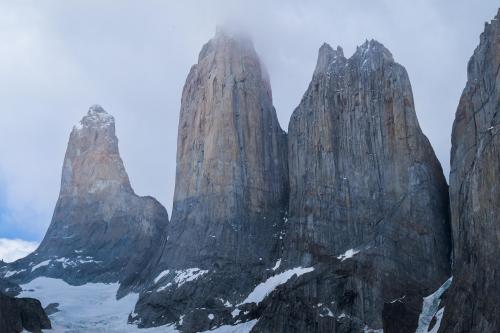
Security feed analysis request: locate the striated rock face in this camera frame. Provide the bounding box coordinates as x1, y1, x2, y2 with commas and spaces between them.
134, 30, 289, 330
255, 40, 451, 332
6, 105, 168, 289
167, 29, 288, 268
441, 10, 500, 333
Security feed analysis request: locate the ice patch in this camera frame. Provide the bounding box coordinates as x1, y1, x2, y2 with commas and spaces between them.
153, 270, 170, 284
415, 277, 453, 333
20, 277, 178, 332
337, 248, 360, 261
239, 267, 314, 305
199, 319, 258, 333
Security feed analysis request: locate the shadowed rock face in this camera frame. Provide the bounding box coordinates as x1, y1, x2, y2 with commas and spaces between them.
255, 40, 451, 332
5, 105, 168, 289
133, 30, 289, 330
441, 10, 500, 333
0, 287, 51, 333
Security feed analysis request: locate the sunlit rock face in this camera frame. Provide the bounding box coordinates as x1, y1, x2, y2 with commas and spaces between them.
441, 10, 500, 333
254, 40, 451, 332
134, 30, 289, 331
7, 105, 168, 289
166, 29, 289, 268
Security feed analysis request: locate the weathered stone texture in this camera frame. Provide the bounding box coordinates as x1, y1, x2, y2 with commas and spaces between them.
134, 30, 289, 330
441, 9, 500, 333
7, 105, 168, 289
272, 40, 452, 331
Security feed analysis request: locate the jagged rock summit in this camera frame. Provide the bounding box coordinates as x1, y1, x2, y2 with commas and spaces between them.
4, 105, 168, 289
133, 29, 289, 331
441, 9, 500, 333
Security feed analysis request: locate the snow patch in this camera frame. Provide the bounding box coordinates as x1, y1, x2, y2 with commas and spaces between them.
363, 326, 383, 333
31, 260, 51, 272
231, 309, 241, 318
4, 269, 26, 278
174, 268, 208, 287
271, 259, 281, 271
337, 248, 360, 261
153, 270, 170, 284
20, 277, 178, 332
157, 283, 172, 292
199, 319, 258, 333
239, 267, 314, 305
208, 313, 215, 320
415, 277, 453, 333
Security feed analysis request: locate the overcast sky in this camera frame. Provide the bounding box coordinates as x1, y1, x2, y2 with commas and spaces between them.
0, 1, 498, 247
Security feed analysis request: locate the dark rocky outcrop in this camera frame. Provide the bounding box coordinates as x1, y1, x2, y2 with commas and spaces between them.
441, 9, 500, 333
0, 291, 51, 333
133, 29, 289, 330
254, 40, 451, 332
4, 105, 168, 290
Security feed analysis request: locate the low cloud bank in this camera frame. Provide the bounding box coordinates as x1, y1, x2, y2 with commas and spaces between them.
0, 238, 38, 262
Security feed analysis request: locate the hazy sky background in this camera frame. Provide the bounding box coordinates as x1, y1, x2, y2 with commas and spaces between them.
0, 1, 498, 248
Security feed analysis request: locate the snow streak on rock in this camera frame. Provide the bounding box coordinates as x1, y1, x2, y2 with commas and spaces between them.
415, 277, 452, 333
239, 267, 314, 305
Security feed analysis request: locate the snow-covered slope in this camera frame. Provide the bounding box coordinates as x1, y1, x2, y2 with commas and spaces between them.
19, 277, 178, 333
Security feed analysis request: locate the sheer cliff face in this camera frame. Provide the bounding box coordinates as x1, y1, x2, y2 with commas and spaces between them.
264, 41, 452, 331
442, 11, 500, 333
133, 31, 288, 331
14, 106, 168, 286
287, 41, 450, 279
167, 30, 288, 267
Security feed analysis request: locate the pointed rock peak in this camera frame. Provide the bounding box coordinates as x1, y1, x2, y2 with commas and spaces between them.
355, 39, 394, 63
75, 104, 114, 131
199, 26, 255, 62
314, 42, 345, 75
88, 104, 107, 114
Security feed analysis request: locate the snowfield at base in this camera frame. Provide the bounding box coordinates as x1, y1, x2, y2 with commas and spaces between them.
415, 276, 453, 333
199, 319, 259, 333
20, 277, 179, 333
239, 267, 314, 305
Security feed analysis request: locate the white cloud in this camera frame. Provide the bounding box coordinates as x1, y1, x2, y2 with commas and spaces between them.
0, 238, 38, 263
